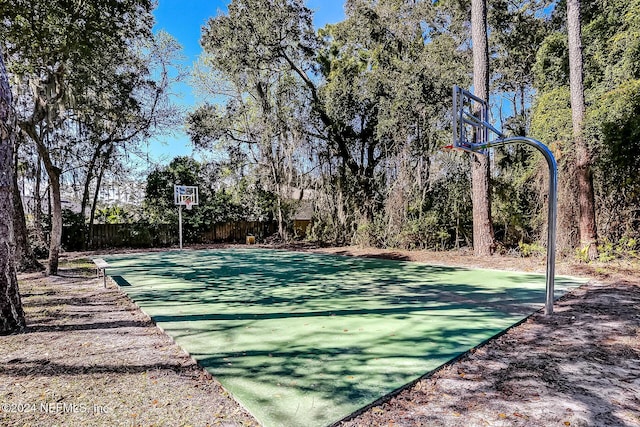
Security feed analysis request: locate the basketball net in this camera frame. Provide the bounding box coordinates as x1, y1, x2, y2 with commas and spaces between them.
185, 199, 193, 210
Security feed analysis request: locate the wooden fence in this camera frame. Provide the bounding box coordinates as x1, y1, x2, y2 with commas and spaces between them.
62, 221, 278, 250
200, 221, 276, 242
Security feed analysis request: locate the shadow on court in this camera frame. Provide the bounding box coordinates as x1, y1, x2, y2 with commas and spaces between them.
105, 248, 586, 427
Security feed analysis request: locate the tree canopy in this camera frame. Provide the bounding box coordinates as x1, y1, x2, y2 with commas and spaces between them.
1, 0, 638, 263
1, 0, 181, 273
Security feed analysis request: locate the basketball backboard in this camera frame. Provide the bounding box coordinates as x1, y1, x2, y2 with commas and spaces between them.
174, 185, 199, 210
451, 85, 504, 153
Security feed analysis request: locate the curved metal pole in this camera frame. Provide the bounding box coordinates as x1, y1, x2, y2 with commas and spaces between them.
453, 86, 557, 314
485, 137, 558, 315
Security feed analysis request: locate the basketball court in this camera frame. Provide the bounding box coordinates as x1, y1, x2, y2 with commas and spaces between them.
105, 248, 586, 427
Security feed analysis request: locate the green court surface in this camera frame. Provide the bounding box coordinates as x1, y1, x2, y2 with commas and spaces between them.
105, 249, 585, 427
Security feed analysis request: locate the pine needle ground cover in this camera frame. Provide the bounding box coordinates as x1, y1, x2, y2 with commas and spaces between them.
105, 248, 585, 427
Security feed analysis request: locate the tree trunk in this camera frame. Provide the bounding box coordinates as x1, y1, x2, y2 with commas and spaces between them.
88, 144, 113, 248
34, 154, 45, 241
0, 48, 26, 334
276, 195, 286, 241
46, 166, 62, 275
81, 140, 107, 220
567, 0, 598, 259
24, 123, 62, 275
12, 140, 42, 272
79, 145, 101, 249
471, 0, 495, 256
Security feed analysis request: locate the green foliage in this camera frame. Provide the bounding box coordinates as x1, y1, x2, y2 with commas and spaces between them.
518, 241, 546, 257
61, 208, 84, 227
142, 156, 279, 243
585, 79, 640, 244
3, 0, 181, 272
95, 206, 134, 224
192, 0, 316, 239
533, 32, 569, 90
200, 0, 316, 77
1, 0, 154, 75
492, 146, 541, 246
316, 0, 467, 218
194, 0, 470, 235
60, 208, 86, 251
582, 0, 640, 89
530, 87, 572, 149
185, 103, 228, 151
1, 0, 160, 134
396, 215, 450, 251
574, 245, 591, 263
352, 217, 382, 248
7, 0, 640, 259
595, 237, 639, 262
530, 0, 640, 258
144, 156, 202, 224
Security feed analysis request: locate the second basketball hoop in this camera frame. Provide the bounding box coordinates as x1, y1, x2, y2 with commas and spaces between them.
174, 185, 199, 249
174, 185, 199, 208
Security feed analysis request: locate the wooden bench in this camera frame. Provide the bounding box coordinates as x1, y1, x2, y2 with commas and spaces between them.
92, 258, 110, 288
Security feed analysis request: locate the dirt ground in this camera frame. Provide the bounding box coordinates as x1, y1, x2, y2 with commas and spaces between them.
1, 245, 639, 427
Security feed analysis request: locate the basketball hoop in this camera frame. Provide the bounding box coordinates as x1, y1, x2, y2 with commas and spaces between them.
174, 185, 199, 249
451, 84, 558, 315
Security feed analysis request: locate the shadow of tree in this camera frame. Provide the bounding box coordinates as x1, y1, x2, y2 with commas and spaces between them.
340, 281, 640, 427
26, 319, 152, 333
0, 359, 187, 376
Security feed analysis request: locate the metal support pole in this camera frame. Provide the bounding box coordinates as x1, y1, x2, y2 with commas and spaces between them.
453, 86, 557, 314
178, 204, 183, 250
483, 137, 558, 314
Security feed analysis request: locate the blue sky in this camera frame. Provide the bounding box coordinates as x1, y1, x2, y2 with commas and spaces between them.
145, 0, 346, 166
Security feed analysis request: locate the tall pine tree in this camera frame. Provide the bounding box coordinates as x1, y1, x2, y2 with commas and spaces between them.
0, 48, 25, 334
